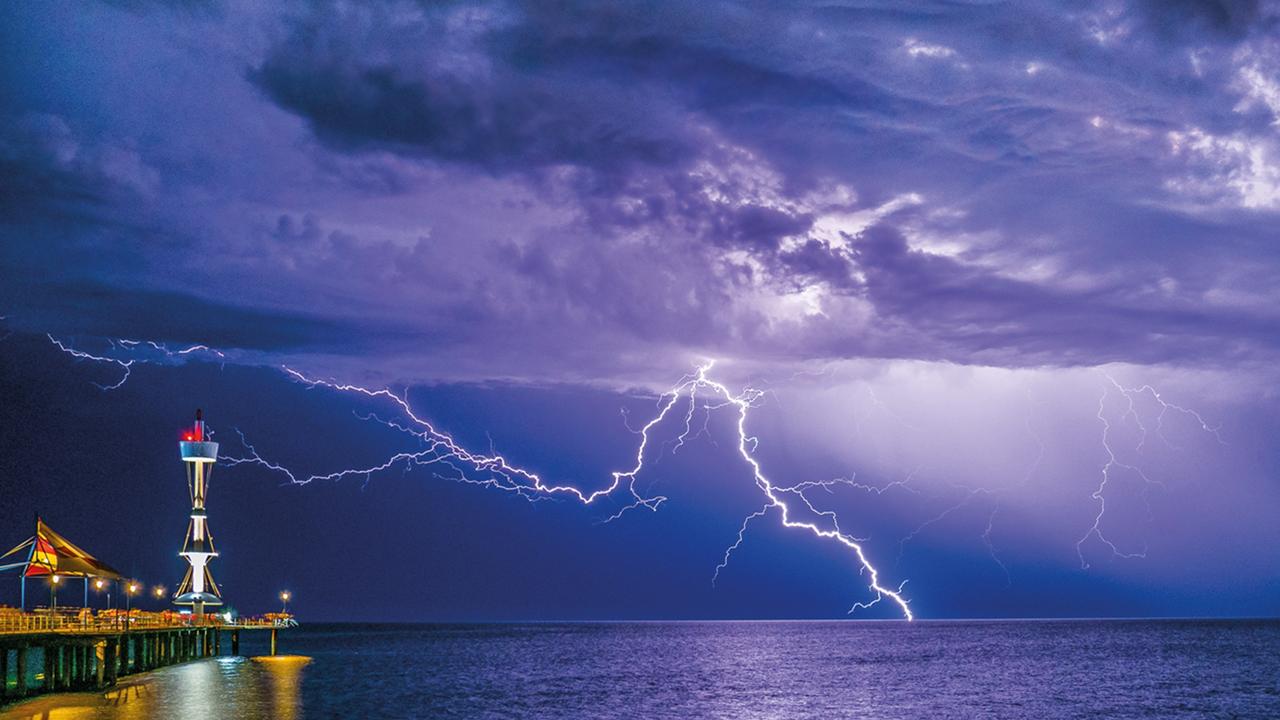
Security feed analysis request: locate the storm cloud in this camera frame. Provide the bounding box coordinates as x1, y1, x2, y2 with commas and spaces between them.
2, 0, 1280, 382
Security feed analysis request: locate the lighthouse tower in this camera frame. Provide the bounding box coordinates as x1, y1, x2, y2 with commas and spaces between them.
174, 409, 223, 616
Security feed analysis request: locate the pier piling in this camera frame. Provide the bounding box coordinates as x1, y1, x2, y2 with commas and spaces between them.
42, 645, 53, 691
105, 639, 117, 686
15, 647, 27, 698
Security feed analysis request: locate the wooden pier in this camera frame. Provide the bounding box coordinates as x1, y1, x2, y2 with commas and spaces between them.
0, 610, 290, 704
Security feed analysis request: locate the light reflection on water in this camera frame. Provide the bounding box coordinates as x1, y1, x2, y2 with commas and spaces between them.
0, 656, 310, 720
2, 622, 1278, 719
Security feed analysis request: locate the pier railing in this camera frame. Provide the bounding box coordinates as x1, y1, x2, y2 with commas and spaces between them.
0, 607, 291, 635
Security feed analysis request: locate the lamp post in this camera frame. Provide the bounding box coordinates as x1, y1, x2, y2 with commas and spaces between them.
154, 586, 166, 609
126, 582, 138, 630
50, 575, 60, 613
95, 578, 111, 611
280, 591, 291, 615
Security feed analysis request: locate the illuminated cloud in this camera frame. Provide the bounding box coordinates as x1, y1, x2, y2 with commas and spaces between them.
1, 0, 1279, 382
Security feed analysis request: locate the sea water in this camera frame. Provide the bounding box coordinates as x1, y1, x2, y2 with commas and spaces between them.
2, 620, 1277, 719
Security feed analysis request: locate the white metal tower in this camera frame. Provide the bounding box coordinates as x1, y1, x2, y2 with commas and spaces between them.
174, 409, 223, 615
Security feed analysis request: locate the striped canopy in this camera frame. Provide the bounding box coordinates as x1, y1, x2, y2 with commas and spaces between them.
0, 517, 122, 580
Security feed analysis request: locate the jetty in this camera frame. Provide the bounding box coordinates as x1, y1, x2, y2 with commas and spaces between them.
0, 608, 291, 701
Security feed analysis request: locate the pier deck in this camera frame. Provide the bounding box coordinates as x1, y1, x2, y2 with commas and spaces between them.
0, 609, 292, 703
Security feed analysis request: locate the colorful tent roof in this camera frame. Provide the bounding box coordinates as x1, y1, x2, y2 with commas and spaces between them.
0, 517, 122, 580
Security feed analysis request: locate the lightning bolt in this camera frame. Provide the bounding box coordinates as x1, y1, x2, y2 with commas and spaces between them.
1076, 374, 1222, 569
47, 335, 137, 390
46, 334, 226, 390
225, 361, 914, 619
43, 333, 913, 616
1107, 376, 1226, 451
43, 329, 1229, 614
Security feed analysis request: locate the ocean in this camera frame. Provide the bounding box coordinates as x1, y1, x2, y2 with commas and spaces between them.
2, 620, 1277, 719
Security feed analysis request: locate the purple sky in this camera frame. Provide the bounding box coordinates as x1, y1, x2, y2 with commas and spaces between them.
1, 1, 1278, 619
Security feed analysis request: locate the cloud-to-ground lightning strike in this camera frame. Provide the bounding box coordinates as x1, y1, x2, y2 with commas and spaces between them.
1076, 374, 1224, 569
233, 362, 916, 619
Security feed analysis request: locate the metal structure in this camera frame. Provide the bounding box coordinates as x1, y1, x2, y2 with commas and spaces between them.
173, 410, 222, 615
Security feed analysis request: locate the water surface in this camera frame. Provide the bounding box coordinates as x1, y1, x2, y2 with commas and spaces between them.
2, 620, 1276, 719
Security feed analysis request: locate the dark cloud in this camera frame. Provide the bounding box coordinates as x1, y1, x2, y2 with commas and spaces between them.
0, 113, 158, 219
249, 5, 690, 176
1, 0, 1279, 380
1133, 0, 1265, 41
0, 281, 368, 354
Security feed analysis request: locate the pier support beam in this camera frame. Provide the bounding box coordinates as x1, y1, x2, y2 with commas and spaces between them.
43, 645, 54, 691
15, 646, 27, 698
270, 628, 278, 656
0, 647, 8, 701
118, 637, 129, 677
231, 630, 240, 656
105, 639, 118, 686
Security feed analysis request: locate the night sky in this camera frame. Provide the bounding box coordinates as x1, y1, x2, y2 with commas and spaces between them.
1, 1, 1278, 621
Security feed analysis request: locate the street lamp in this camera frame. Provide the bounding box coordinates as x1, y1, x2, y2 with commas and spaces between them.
50, 575, 60, 613
280, 591, 291, 614
126, 582, 139, 630
95, 578, 111, 611
154, 586, 166, 606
